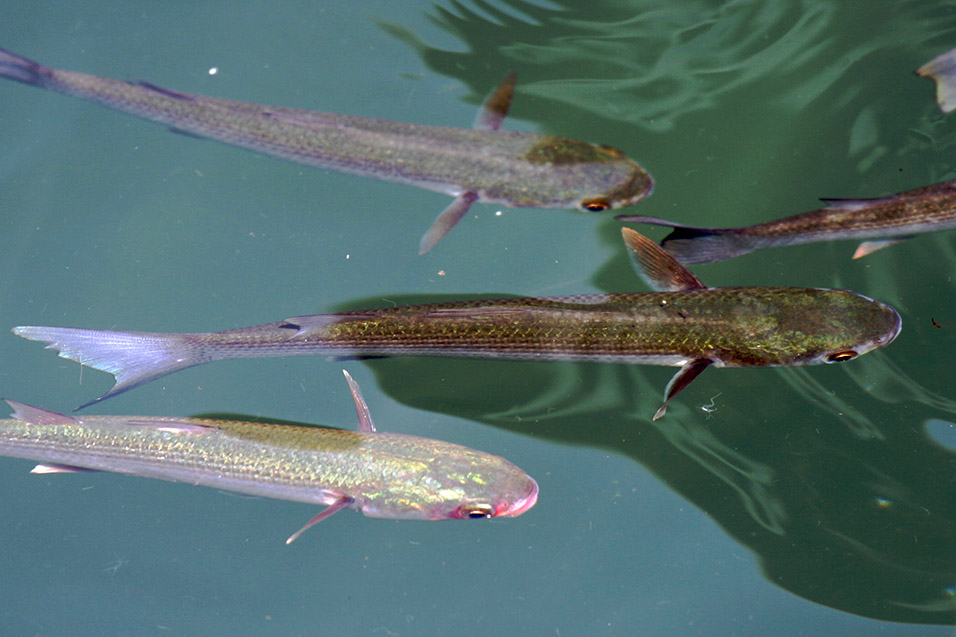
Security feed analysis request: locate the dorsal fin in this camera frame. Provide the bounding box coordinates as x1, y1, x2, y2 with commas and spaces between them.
474, 71, 516, 131
342, 370, 376, 433
621, 228, 706, 291
4, 400, 76, 425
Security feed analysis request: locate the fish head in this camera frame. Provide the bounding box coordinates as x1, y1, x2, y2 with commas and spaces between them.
516, 136, 653, 212
357, 447, 538, 521
773, 290, 902, 366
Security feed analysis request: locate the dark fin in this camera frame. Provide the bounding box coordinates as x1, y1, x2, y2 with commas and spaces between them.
0, 47, 49, 86
135, 80, 196, 102
419, 191, 479, 254
11, 326, 202, 410
166, 127, 207, 139
126, 419, 219, 434
917, 46, 956, 113
30, 463, 99, 474
342, 370, 377, 433
474, 71, 516, 131
852, 238, 909, 259
654, 359, 713, 421
618, 216, 755, 265
4, 399, 76, 426
621, 228, 706, 292
285, 496, 354, 544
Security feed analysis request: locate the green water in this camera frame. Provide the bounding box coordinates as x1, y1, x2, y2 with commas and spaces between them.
2, 1, 956, 634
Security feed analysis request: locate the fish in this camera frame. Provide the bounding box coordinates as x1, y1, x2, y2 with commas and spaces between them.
0, 371, 538, 544
13, 229, 901, 420
917, 45, 956, 113
0, 47, 653, 253
617, 178, 956, 264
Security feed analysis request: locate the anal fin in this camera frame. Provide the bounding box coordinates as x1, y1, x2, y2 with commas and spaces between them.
419, 191, 478, 254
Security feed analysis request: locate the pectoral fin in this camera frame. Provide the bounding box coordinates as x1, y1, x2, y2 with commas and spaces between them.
852, 238, 909, 259
621, 228, 706, 292
654, 359, 713, 420
419, 191, 478, 254
285, 495, 354, 544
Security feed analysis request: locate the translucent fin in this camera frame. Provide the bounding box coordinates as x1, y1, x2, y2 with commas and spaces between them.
917, 46, 956, 113
621, 227, 706, 292
419, 191, 478, 255
654, 359, 713, 420
285, 496, 354, 544
12, 326, 201, 410
852, 238, 909, 259
126, 419, 219, 435
474, 71, 516, 131
31, 463, 98, 474
618, 216, 755, 265
342, 370, 376, 433
4, 399, 76, 425
0, 46, 47, 87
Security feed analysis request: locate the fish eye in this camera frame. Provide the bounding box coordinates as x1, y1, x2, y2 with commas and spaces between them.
456, 504, 494, 519
580, 198, 610, 212
825, 350, 858, 363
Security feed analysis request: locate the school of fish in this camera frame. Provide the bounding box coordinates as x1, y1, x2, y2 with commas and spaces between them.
2, 38, 950, 543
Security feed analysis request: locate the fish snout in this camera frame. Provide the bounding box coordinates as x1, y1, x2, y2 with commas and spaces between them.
497, 477, 539, 518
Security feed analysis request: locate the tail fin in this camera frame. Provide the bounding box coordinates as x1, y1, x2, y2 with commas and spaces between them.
12, 326, 205, 409
616, 215, 756, 265
0, 47, 50, 87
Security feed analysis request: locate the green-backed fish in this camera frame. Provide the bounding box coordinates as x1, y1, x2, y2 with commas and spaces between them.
0, 47, 653, 253
618, 178, 956, 264
0, 371, 538, 544
13, 230, 901, 420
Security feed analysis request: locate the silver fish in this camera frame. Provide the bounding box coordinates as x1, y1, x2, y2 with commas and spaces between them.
0, 47, 653, 253
13, 230, 902, 420
0, 371, 538, 544
618, 178, 956, 264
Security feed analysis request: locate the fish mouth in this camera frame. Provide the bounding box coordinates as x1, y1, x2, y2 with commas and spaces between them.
499, 479, 539, 517
613, 169, 655, 209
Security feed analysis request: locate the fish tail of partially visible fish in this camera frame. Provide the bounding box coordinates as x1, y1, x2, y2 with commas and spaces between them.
617, 216, 757, 264
11, 326, 206, 409
0, 47, 52, 88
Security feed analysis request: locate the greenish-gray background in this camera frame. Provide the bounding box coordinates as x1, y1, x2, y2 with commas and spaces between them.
1, 1, 955, 634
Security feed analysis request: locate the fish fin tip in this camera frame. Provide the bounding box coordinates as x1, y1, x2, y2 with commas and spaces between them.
31, 463, 97, 474
342, 370, 377, 433
655, 359, 713, 419
917, 47, 956, 113
419, 192, 478, 254
285, 496, 353, 544
474, 71, 516, 131
5, 400, 77, 425
621, 227, 706, 292
852, 238, 908, 259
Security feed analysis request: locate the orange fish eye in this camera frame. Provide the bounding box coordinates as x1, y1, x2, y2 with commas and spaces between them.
580, 199, 610, 212
457, 504, 494, 519
825, 350, 858, 363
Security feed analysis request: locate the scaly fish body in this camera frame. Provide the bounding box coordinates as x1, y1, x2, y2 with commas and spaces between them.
14, 229, 901, 419
0, 372, 538, 542
0, 47, 653, 252
620, 178, 956, 263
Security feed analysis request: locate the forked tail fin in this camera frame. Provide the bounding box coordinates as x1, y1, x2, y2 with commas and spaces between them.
617, 215, 757, 264
0, 47, 51, 87
12, 326, 205, 409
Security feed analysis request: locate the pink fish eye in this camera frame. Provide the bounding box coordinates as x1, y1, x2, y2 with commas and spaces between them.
454, 504, 494, 519
580, 198, 610, 212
